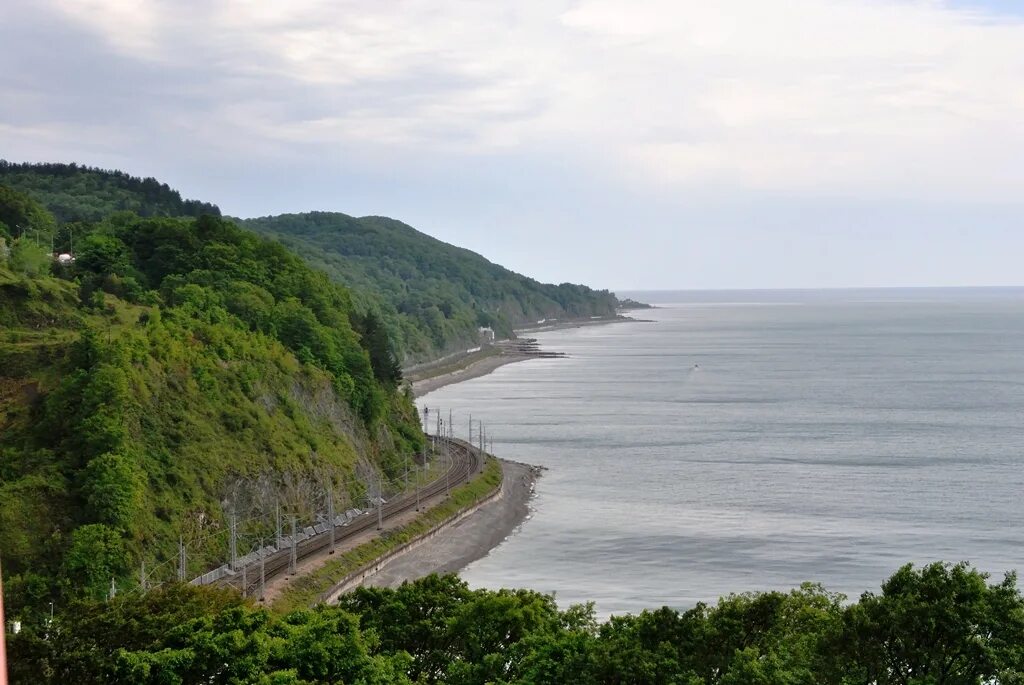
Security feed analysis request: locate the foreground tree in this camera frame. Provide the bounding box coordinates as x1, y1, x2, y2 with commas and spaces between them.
834, 562, 1024, 684
7, 566, 1024, 684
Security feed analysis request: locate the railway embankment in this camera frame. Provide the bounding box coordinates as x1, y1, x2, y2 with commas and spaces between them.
269, 456, 503, 613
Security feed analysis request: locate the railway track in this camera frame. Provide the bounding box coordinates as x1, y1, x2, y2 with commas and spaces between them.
216, 437, 482, 596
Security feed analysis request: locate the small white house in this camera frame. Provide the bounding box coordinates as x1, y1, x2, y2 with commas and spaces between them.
478, 326, 495, 344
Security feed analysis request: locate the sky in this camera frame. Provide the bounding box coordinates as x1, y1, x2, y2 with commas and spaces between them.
2, 0, 1024, 290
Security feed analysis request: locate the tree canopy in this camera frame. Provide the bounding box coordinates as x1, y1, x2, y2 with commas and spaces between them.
8, 564, 1024, 684
239, 212, 625, 362
0, 161, 219, 223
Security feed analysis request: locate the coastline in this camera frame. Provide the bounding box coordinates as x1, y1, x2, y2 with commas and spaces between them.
411, 352, 533, 398
360, 460, 542, 589
358, 313, 642, 591
410, 314, 644, 398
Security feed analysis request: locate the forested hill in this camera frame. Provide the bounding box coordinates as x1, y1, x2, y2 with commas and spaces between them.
239, 212, 622, 362
0, 161, 220, 223
1, 185, 422, 614
1, 163, 630, 363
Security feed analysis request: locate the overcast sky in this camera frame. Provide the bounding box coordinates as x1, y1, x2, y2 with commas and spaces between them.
3, 0, 1023, 290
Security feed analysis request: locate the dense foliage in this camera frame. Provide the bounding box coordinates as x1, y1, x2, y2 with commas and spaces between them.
1, 163, 633, 363
239, 213, 623, 362
8, 563, 1024, 684
0, 161, 220, 223
1, 203, 423, 618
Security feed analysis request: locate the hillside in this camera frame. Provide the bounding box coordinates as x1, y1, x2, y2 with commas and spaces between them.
0, 161, 220, 223
239, 212, 623, 362
1, 164, 632, 363
0, 192, 423, 613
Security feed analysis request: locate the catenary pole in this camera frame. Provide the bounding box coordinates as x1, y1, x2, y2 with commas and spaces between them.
275, 502, 282, 549
178, 536, 186, 582
229, 510, 238, 571
328, 484, 336, 554
259, 538, 266, 602
445, 439, 450, 497
289, 517, 297, 575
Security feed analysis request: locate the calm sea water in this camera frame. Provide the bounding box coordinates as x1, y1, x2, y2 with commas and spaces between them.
421, 289, 1024, 616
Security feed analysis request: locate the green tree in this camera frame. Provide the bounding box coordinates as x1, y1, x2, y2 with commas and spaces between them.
75, 233, 131, 278
9, 238, 50, 276
0, 184, 57, 237
60, 524, 129, 600
80, 451, 142, 530
356, 310, 403, 385
340, 574, 475, 682
273, 607, 412, 685
835, 562, 1024, 685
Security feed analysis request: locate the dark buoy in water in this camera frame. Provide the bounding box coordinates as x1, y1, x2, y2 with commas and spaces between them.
694, 363, 700, 369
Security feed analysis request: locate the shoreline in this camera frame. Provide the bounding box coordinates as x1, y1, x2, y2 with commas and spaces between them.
410, 314, 644, 398
360, 314, 643, 590
411, 352, 533, 398
359, 459, 542, 589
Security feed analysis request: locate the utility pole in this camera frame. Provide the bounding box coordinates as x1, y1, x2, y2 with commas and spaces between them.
140, 560, 147, 593
449, 409, 453, 439
469, 413, 473, 444
377, 475, 384, 529
439, 418, 444, 458
259, 538, 266, 602
241, 558, 248, 598
436, 409, 441, 438
275, 502, 282, 549
327, 484, 336, 554
108, 578, 117, 601
479, 422, 486, 473
178, 536, 186, 582
445, 440, 450, 498
416, 464, 421, 511
289, 517, 298, 575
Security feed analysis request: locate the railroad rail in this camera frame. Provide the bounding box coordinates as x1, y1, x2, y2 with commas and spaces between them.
216, 436, 483, 596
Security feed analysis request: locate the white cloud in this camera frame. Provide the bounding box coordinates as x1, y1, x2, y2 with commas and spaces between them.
22, 0, 1024, 201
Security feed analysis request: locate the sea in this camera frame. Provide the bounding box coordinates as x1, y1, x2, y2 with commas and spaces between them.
420, 288, 1024, 616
